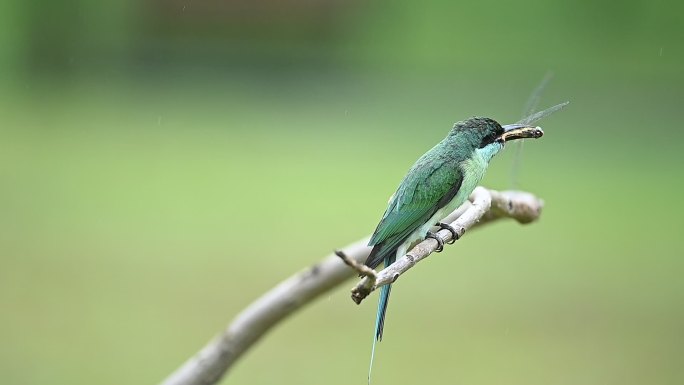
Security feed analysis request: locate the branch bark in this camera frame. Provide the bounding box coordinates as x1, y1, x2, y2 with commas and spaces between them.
160, 187, 543, 385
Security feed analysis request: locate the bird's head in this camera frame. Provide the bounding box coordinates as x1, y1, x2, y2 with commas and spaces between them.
449, 117, 543, 159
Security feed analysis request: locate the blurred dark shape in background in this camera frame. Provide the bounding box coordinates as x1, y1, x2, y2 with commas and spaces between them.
4, 0, 680, 80
10, 0, 356, 78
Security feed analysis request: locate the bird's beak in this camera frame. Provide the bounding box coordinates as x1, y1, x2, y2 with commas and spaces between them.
498, 124, 544, 142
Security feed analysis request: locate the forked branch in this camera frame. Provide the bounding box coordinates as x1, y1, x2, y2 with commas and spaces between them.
160, 187, 543, 385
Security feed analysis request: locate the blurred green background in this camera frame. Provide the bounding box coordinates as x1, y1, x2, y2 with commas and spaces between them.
1, 1, 683, 384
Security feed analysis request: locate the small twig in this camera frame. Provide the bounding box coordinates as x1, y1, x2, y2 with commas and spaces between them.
335, 250, 376, 304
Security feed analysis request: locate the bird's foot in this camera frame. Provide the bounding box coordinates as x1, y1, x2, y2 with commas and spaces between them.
425, 231, 444, 252
435, 222, 460, 244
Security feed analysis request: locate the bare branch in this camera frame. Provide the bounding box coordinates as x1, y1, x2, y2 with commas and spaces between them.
351, 186, 488, 299
349, 187, 545, 303
160, 187, 543, 385
160, 238, 370, 385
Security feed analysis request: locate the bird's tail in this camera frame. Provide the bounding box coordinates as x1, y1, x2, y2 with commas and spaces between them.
368, 256, 395, 384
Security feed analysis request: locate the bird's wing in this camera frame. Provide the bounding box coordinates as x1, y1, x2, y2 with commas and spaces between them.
369, 156, 463, 248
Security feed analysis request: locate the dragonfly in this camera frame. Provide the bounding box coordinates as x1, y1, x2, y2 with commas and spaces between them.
510, 73, 569, 187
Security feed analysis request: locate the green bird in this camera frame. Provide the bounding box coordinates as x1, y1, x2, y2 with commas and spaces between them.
365, 117, 543, 380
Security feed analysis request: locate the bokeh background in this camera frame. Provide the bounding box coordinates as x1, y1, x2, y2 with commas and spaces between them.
2, 1, 683, 384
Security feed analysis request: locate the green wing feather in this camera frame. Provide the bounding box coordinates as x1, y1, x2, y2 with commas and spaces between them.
366, 150, 463, 267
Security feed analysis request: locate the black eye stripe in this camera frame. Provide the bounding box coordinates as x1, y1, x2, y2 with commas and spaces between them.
478, 133, 497, 148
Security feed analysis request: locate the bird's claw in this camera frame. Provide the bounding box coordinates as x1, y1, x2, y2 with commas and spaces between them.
436, 222, 460, 244
425, 231, 444, 252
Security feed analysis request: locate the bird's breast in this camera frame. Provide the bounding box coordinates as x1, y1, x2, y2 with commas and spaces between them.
460, 149, 491, 192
